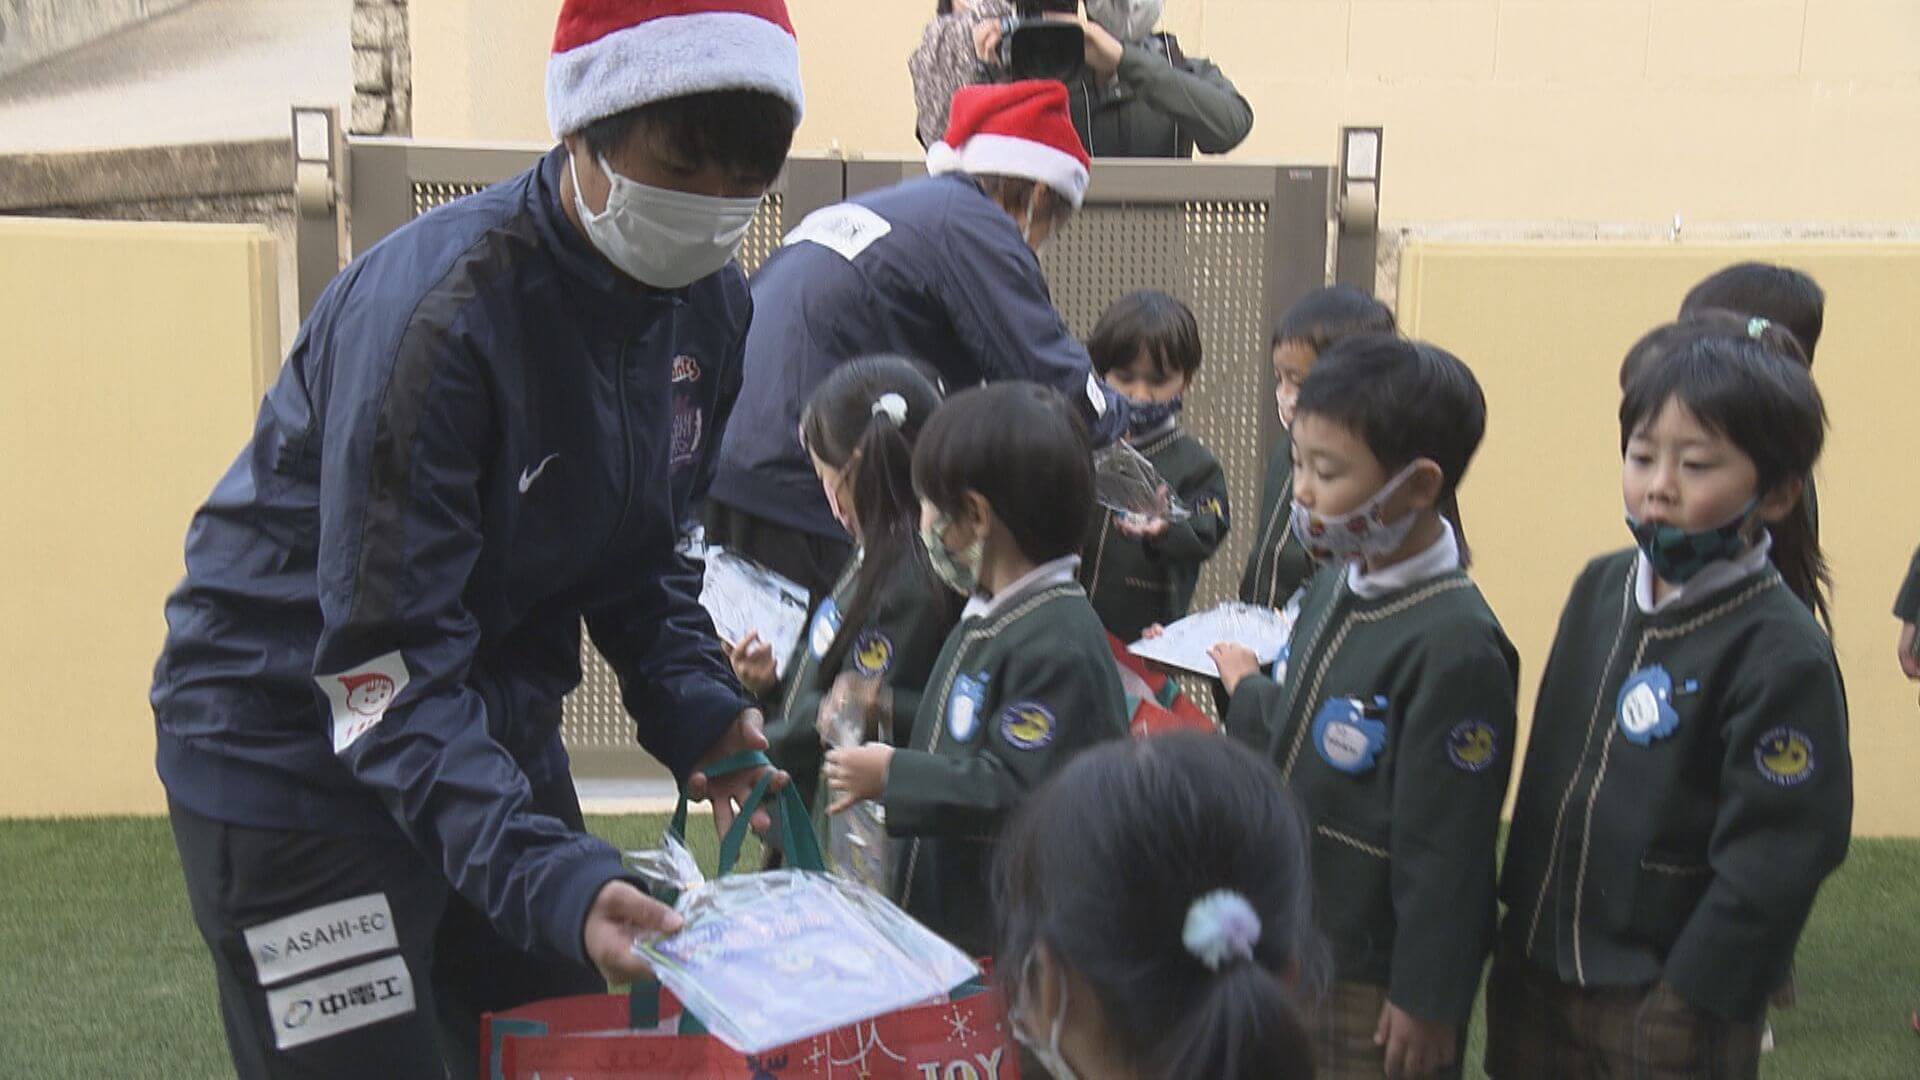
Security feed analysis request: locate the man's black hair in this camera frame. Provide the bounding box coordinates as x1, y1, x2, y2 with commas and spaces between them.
581, 89, 795, 187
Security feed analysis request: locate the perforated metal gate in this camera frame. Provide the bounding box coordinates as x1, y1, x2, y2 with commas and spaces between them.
326, 145, 1333, 774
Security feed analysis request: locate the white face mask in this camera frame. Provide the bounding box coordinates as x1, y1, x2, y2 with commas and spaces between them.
1012, 952, 1079, 1080
1086, 0, 1164, 41
570, 153, 759, 289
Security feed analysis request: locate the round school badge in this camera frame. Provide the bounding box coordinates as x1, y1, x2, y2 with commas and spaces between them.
999, 702, 1057, 752
1446, 719, 1499, 773
1312, 698, 1387, 775
808, 599, 842, 661
851, 630, 894, 677
1616, 665, 1681, 747
947, 673, 988, 743
1755, 726, 1816, 787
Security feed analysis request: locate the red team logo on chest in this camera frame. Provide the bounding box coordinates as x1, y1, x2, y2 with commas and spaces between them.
671, 355, 704, 469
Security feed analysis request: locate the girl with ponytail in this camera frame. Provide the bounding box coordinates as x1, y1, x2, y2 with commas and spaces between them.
990, 732, 1323, 1079
756, 355, 961, 835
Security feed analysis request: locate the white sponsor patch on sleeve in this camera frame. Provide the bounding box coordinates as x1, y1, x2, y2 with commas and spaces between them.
316, 651, 410, 754
783, 203, 892, 262
1086, 372, 1108, 417
243, 893, 399, 987
266, 954, 416, 1051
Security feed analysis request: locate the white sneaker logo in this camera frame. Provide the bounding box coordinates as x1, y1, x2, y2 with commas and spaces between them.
518, 453, 559, 494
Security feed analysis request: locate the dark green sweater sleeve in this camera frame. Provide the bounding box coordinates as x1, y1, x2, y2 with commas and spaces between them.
1223, 672, 1283, 752
1664, 647, 1852, 1021
1149, 450, 1231, 564
1117, 43, 1253, 154
1896, 547, 1920, 621
884, 643, 1112, 837
1386, 638, 1518, 1026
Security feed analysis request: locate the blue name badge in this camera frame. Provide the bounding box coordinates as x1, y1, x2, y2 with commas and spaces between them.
1616, 665, 1681, 747
808, 598, 842, 661
947, 673, 989, 744
1312, 697, 1388, 775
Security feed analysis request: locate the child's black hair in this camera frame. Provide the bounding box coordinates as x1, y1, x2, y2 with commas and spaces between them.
1621, 328, 1832, 626
1087, 290, 1204, 381
1294, 333, 1487, 566
1679, 262, 1825, 366
1272, 285, 1398, 354
582, 89, 795, 189
800, 355, 957, 680
992, 732, 1324, 1080
1619, 310, 1810, 390
912, 382, 1094, 565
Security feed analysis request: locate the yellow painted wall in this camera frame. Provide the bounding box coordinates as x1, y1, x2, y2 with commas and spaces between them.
1398, 241, 1920, 838
0, 219, 281, 817
413, 0, 1920, 225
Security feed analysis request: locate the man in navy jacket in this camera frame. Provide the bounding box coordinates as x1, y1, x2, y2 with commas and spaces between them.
708, 80, 1127, 600
150, 2, 806, 1075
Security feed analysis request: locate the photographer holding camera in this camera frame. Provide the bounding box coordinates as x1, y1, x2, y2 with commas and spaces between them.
910, 0, 1253, 158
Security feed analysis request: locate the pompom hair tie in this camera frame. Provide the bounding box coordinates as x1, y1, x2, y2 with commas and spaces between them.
872, 393, 909, 425
1182, 889, 1261, 972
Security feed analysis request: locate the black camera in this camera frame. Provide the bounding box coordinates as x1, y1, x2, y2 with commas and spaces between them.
997, 0, 1084, 83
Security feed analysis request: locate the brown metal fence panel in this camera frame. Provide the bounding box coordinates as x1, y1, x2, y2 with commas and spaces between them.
343, 146, 1332, 775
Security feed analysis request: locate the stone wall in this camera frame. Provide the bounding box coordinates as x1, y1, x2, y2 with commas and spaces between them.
0, 0, 196, 79
351, 0, 410, 136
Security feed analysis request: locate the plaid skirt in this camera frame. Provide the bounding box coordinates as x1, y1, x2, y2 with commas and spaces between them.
1484, 953, 1763, 1080
1312, 980, 1465, 1080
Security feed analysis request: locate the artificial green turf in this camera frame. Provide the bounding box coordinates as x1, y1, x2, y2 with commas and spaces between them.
0, 817, 1912, 1078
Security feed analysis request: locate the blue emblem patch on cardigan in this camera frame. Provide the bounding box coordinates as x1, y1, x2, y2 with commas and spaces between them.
851, 630, 894, 677
1446, 719, 1499, 773
1313, 698, 1387, 775
947, 673, 988, 743
999, 702, 1057, 751
808, 598, 842, 661
1755, 726, 1815, 787
1616, 665, 1681, 747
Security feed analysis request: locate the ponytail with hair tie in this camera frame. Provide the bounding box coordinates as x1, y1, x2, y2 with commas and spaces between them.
1183, 890, 1261, 972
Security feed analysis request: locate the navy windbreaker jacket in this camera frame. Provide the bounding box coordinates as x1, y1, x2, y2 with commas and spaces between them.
150, 148, 751, 967
709, 173, 1126, 541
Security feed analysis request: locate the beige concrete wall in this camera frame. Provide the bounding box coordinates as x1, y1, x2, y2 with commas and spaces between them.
0, 218, 280, 818
1397, 240, 1920, 838
413, 0, 1920, 226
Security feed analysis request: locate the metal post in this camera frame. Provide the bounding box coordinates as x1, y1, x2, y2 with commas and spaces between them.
292, 105, 347, 320
1334, 126, 1383, 295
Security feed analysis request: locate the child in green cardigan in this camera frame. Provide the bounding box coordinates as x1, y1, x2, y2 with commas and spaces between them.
1078, 290, 1231, 642
1216, 334, 1516, 1080
824, 382, 1130, 956
751, 356, 961, 836
1489, 322, 1852, 1079
1239, 286, 1397, 613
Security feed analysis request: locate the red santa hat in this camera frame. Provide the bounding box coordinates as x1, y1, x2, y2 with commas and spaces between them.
546, 0, 805, 140
927, 81, 1092, 208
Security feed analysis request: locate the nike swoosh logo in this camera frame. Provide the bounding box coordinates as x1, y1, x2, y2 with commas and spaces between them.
518, 453, 559, 494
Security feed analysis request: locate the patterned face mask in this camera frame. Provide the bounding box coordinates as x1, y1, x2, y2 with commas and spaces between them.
1627, 499, 1758, 584
920, 514, 983, 597
1288, 463, 1423, 565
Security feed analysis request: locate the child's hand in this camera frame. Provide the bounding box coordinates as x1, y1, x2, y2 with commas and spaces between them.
1115, 512, 1171, 540
1375, 1000, 1456, 1079
1140, 623, 1166, 640
824, 744, 894, 813
726, 632, 777, 696
1900, 622, 1920, 681
1208, 643, 1260, 696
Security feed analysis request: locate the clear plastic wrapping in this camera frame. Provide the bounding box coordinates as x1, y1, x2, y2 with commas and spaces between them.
1093, 441, 1191, 522
631, 870, 980, 1053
